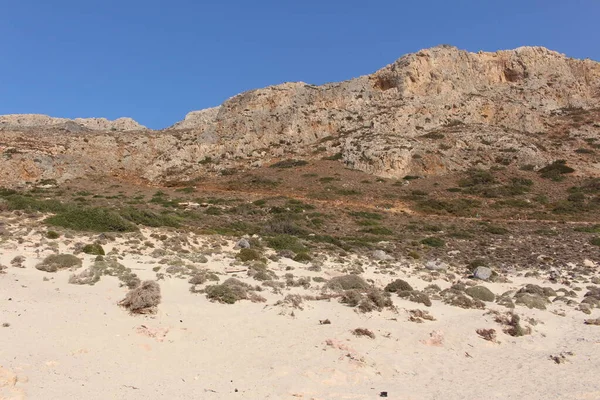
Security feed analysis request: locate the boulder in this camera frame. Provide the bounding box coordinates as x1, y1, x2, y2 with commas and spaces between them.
473, 266, 493, 281
372, 250, 393, 261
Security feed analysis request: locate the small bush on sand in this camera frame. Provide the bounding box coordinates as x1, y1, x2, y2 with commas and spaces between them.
496, 312, 531, 337
361, 288, 393, 312
352, 328, 375, 339
205, 278, 252, 304
326, 275, 370, 291
69, 267, 101, 285
590, 237, 600, 247
90, 257, 140, 288
82, 243, 105, 255
118, 281, 161, 314
293, 252, 312, 263
385, 279, 413, 293
340, 289, 364, 307
237, 248, 263, 262
476, 328, 497, 342
36, 254, 82, 272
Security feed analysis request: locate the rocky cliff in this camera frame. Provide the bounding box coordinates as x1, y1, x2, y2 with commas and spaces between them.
1, 45, 599, 186
0, 114, 146, 131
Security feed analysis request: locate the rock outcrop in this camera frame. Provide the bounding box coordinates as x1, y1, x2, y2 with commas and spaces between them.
0, 114, 146, 131
1, 45, 599, 186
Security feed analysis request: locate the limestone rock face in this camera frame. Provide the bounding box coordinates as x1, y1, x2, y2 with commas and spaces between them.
0, 114, 146, 131
1, 45, 599, 186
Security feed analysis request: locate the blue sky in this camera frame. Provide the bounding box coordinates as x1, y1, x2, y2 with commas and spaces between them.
1, 0, 598, 129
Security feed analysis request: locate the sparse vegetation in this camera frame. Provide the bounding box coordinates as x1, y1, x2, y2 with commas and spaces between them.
352, 328, 375, 339
36, 254, 81, 272
270, 159, 308, 169
421, 237, 445, 247
326, 275, 370, 291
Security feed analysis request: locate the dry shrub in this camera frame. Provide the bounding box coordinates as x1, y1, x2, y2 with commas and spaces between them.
35, 254, 81, 273
409, 309, 435, 323
340, 289, 364, 307
491, 311, 531, 336
0, 264, 6, 274
10, 256, 25, 268
476, 328, 497, 342
91, 257, 140, 288
385, 279, 413, 293
352, 328, 375, 339
118, 281, 161, 314
279, 294, 304, 310
69, 267, 101, 285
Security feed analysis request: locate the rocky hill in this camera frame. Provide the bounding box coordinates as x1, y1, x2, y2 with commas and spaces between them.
0, 114, 146, 132
0, 45, 599, 186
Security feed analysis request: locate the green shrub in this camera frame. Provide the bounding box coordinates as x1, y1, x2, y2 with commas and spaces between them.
574, 225, 600, 233
591, 237, 600, 247
421, 237, 445, 247
416, 198, 480, 216
485, 225, 509, 235
237, 248, 262, 262
205, 206, 222, 215
82, 243, 105, 256
46, 231, 60, 239
458, 169, 495, 187
46, 208, 137, 232
348, 211, 383, 220
539, 160, 575, 180
266, 235, 307, 253
119, 208, 180, 228
293, 252, 312, 263
422, 132, 445, 139
2, 194, 67, 213
205, 278, 251, 304
269, 159, 308, 169
323, 153, 343, 161
359, 226, 393, 235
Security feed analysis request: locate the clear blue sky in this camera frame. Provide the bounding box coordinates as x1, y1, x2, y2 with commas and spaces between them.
1, 0, 598, 129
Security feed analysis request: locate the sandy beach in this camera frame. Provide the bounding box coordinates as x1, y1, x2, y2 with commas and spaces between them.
2, 225, 599, 400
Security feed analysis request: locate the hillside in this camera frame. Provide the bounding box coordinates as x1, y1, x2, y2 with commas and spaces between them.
0, 45, 598, 187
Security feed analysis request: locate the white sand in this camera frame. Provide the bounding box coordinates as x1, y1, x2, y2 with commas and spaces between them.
1, 228, 600, 400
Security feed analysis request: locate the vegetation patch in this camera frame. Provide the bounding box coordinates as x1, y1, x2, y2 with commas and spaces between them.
421, 237, 445, 247
82, 243, 105, 256
46, 208, 137, 232
326, 275, 370, 291
36, 254, 82, 273
539, 160, 575, 181
266, 234, 307, 253
269, 159, 309, 169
